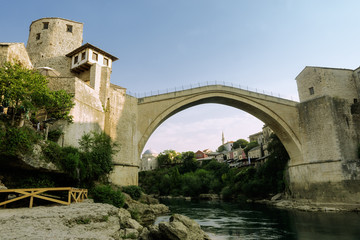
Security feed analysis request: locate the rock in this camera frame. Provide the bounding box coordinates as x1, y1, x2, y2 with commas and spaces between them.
126, 218, 143, 231
0, 202, 121, 239
198, 194, 219, 200
271, 193, 283, 201
139, 227, 151, 240
159, 220, 189, 240
123, 228, 139, 239
0, 180, 7, 190
139, 194, 159, 204
19, 143, 60, 171
127, 201, 170, 226
118, 207, 132, 226
152, 214, 210, 240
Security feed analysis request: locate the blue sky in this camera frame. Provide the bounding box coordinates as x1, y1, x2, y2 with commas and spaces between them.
2, 1, 360, 154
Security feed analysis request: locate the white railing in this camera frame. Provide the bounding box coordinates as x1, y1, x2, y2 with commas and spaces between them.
126, 81, 297, 101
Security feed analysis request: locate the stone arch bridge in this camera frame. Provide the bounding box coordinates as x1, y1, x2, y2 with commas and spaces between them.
136, 85, 301, 166
111, 82, 360, 204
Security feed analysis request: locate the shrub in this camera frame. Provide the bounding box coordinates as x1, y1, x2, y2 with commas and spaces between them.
221, 186, 233, 201
91, 185, 125, 208
19, 175, 55, 188
47, 129, 63, 142
0, 126, 40, 155
42, 141, 63, 163
79, 131, 117, 182
121, 185, 142, 200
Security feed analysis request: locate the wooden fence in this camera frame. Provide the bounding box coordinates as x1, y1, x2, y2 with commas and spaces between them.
0, 187, 88, 208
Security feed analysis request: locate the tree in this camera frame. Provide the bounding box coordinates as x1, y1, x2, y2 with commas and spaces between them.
0, 62, 48, 125
244, 141, 259, 156
232, 139, 249, 149
217, 145, 226, 152
157, 150, 181, 167
180, 151, 199, 173
0, 62, 74, 125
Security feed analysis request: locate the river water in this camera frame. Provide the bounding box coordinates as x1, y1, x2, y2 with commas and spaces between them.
155, 199, 360, 240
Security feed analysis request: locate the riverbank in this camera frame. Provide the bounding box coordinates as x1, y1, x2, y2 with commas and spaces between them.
255, 198, 360, 212
0, 198, 210, 240
158, 193, 360, 212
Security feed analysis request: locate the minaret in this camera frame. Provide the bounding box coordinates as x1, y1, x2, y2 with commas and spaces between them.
222, 131, 225, 145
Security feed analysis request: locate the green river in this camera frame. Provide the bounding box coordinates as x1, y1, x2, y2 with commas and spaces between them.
156, 199, 360, 240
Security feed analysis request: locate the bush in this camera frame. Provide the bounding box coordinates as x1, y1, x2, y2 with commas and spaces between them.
48, 129, 63, 142
79, 131, 117, 182
0, 126, 40, 155
221, 186, 233, 201
91, 185, 125, 208
121, 185, 142, 200
19, 175, 55, 188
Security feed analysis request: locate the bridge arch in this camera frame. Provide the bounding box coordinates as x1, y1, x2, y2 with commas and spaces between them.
137, 86, 302, 165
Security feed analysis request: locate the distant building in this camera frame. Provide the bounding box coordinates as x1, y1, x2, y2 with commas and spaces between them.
140, 149, 158, 171
247, 125, 273, 160
223, 141, 234, 151
195, 150, 208, 159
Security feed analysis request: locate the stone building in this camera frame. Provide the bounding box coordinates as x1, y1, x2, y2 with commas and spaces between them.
248, 125, 273, 159
0, 17, 138, 186
140, 149, 159, 171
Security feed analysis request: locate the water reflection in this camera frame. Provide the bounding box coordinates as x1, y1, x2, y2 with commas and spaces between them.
157, 199, 360, 240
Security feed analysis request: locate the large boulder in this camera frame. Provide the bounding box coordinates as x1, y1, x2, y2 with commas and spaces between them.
151, 214, 211, 240
125, 193, 170, 226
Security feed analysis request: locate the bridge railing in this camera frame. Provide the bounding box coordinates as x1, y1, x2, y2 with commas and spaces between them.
126, 81, 298, 101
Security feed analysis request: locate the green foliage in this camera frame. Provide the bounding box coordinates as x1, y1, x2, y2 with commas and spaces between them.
0, 62, 48, 124
217, 144, 226, 152
121, 185, 142, 200
157, 149, 181, 167
91, 185, 125, 208
0, 62, 74, 125
129, 208, 140, 222
79, 131, 117, 182
75, 218, 91, 224
47, 129, 63, 142
19, 175, 55, 188
180, 151, 199, 173
244, 141, 259, 156
0, 125, 40, 155
232, 139, 249, 149
43, 90, 74, 122
123, 233, 137, 239
139, 134, 290, 201
42, 131, 117, 187
220, 186, 233, 201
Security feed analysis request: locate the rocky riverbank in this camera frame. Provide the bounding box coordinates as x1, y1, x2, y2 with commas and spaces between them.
0, 199, 210, 240
254, 193, 360, 212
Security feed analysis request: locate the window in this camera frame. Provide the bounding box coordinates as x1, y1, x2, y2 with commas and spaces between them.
354, 99, 358, 103
43, 22, 49, 29
103, 57, 109, 66
309, 87, 314, 95
66, 25, 73, 33
92, 52, 98, 61
81, 52, 86, 60
74, 56, 78, 64
36, 33, 41, 40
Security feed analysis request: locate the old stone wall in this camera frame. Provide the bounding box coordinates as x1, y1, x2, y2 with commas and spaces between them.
26, 18, 83, 77
0, 43, 32, 68
289, 96, 360, 203
103, 85, 140, 186
296, 67, 358, 103
49, 77, 105, 148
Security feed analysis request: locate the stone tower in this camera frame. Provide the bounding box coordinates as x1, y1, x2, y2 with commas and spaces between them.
26, 17, 83, 77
